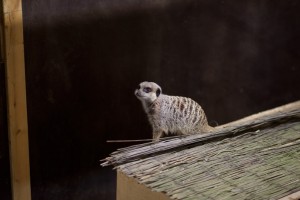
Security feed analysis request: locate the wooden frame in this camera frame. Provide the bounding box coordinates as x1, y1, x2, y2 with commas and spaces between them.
2, 1, 300, 200
117, 171, 170, 200
1, 0, 32, 200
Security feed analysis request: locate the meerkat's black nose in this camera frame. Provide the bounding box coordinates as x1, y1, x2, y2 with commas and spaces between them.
137, 85, 141, 90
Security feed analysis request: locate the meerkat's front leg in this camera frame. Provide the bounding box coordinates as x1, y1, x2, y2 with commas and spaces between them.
152, 130, 163, 142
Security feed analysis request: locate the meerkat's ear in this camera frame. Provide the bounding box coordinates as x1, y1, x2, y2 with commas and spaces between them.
156, 88, 161, 97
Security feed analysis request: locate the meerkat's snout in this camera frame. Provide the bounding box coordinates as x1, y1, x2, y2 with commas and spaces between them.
134, 84, 143, 98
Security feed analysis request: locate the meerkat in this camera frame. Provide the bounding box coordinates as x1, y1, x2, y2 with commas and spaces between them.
135, 81, 214, 141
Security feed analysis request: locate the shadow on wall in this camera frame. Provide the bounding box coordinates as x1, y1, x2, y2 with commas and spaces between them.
22, 0, 300, 200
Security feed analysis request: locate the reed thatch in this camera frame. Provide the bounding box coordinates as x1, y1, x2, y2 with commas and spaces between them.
102, 101, 300, 200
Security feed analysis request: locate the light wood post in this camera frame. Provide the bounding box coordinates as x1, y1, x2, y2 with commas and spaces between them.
2, 0, 32, 200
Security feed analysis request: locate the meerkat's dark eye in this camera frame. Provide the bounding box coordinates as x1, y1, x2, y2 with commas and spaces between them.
143, 87, 152, 93
156, 88, 161, 97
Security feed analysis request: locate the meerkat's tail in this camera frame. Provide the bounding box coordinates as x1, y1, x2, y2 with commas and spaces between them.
201, 123, 215, 133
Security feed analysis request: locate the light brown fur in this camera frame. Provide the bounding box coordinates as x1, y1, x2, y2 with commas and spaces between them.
135, 81, 213, 141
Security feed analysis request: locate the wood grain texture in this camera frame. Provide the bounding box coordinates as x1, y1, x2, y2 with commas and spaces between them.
3, 0, 32, 199
279, 191, 300, 200
117, 170, 170, 200
3, 0, 22, 13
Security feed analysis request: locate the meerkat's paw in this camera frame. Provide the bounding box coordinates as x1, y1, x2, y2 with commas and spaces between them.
152, 131, 163, 142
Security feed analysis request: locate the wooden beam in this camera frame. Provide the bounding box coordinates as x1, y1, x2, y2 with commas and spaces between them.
279, 191, 300, 200
216, 100, 300, 131
2, 0, 32, 200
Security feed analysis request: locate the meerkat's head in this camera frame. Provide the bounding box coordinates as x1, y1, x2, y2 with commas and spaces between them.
135, 81, 162, 104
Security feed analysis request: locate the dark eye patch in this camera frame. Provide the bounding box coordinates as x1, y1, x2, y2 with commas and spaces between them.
143, 87, 152, 93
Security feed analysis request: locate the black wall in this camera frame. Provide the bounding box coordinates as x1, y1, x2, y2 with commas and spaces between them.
23, 0, 300, 200
0, 63, 11, 200
1, 1, 11, 197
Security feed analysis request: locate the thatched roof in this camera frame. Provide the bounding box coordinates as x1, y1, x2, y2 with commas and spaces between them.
102, 101, 300, 200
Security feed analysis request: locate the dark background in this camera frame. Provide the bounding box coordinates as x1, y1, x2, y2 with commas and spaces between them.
1, 0, 300, 200
0, 63, 11, 199
1, 0, 12, 197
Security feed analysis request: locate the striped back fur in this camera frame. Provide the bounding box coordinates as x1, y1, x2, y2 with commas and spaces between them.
147, 94, 213, 138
